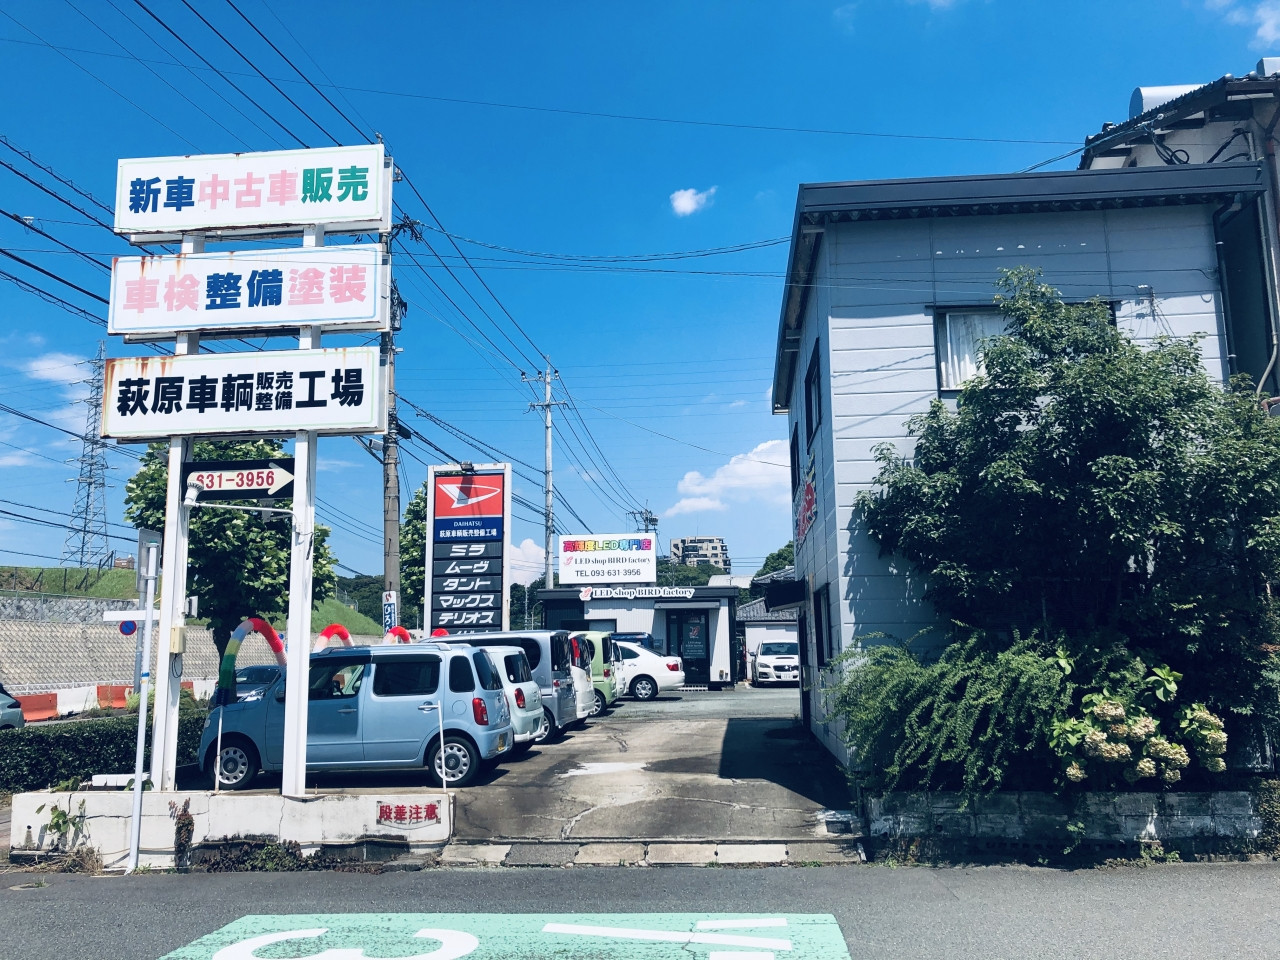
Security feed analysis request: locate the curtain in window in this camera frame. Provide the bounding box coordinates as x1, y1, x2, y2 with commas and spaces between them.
942, 311, 1007, 389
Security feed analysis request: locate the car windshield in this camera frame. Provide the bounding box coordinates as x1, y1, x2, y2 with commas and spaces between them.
760, 642, 798, 656
235, 666, 279, 684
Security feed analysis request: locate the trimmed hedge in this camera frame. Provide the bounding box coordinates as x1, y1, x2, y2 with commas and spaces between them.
0, 712, 206, 793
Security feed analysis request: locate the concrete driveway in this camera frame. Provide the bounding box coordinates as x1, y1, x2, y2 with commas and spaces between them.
450, 685, 851, 843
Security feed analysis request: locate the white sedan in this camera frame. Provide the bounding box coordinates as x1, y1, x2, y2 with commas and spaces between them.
614, 641, 684, 700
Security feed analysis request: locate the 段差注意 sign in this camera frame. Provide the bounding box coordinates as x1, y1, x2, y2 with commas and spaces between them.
108, 246, 389, 337
114, 145, 391, 237
100, 347, 385, 440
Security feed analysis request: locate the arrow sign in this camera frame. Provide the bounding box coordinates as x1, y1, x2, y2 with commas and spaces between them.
181, 458, 296, 502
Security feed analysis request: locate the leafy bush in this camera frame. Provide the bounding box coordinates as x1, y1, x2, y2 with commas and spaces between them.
0, 713, 205, 793
840, 269, 1280, 795
829, 633, 1068, 797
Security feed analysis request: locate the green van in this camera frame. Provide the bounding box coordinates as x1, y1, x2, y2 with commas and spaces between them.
571, 631, 620, 716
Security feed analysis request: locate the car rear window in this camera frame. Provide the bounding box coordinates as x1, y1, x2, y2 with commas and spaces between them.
504, 653, 532, 684
373, 657, 440, 696
618, 644, 639, 660
472, 651, 504, 691
448, 655, 476, 692
601, 636, 615, 662
551, 635, 572, 671
509, 637, 541, 669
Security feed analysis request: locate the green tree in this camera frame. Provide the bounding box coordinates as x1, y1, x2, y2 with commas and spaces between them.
399, 480, 429, 628
750, 541, 794, 597
124, 439, 336, 656
841, 268, 1280, 792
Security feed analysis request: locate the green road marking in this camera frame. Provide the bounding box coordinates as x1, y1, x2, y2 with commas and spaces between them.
161, 913, 852, 960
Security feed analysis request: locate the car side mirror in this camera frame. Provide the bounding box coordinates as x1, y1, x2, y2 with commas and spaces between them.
274, 688, 286, 702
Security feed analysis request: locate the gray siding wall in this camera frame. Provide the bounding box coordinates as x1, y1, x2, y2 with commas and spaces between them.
786, 203, 1227, 758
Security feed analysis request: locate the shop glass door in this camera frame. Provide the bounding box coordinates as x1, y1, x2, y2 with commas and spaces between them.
668, 610, 710, 684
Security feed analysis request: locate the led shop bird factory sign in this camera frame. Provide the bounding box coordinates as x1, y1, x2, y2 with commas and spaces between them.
114, 144, 392, 237
108, 245, 390, 337
425, 464, 512, 632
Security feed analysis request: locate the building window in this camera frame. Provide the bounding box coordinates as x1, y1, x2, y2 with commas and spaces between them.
813, 584, 831, 668
935, 310, 1007, 391
789, 425, 801, 495
804, 341, 822, 445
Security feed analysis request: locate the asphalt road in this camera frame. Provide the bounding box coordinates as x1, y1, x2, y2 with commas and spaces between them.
4, 861, 1280, 960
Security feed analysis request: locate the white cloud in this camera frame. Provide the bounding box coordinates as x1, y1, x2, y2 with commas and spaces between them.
317, 458, 357, 472
669, 186, 717, 217
16, 351, 90, 441
23, 352, 85, 385
1212, 1, 1280, 44
664, 439, 790, 517
833, 3, 857, 31
0, 451, 35, 468
508, 537, 546, 586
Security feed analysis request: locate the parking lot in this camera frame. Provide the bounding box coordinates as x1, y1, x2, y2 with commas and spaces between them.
200, 684, 850, 845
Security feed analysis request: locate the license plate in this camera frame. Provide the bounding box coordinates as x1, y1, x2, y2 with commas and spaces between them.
497, 735, 507, 751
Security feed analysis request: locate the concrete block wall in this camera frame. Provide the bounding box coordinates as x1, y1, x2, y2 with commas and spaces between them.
867, 791, 1264, 846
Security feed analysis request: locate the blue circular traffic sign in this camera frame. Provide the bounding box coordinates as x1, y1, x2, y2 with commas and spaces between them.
119, 620, 137, 636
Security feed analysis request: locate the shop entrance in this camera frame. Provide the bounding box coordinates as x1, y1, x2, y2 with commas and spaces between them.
666, 609, 710, 685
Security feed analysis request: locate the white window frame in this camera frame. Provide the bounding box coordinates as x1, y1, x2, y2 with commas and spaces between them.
937, 309, 1007, 392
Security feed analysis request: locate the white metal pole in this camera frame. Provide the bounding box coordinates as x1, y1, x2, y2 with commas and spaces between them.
282, 232, 322, 797
543, 363, 554, 590
125, 540, 158, 874
214, 709, 224, 794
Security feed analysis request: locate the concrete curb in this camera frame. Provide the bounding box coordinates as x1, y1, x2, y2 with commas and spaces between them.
414, 839, 868, 870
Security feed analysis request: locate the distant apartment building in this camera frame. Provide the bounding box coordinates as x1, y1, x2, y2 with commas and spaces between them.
670, 536, 731, 572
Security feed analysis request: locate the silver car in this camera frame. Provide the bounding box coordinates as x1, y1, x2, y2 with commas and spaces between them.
199, 644, 512, 790
443, 631, 579, 742
0, 682, 24, 730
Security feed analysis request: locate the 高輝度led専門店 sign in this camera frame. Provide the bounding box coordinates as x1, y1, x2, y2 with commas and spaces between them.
558, 533, 657, 584
114, 145, 391, 237
100, 347, 385, 440
426, 465, 511, 633
108, 246, 389, 337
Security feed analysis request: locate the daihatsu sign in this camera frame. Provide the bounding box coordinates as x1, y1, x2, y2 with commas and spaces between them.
559, 534, 657, 584
114, 144, 391, 237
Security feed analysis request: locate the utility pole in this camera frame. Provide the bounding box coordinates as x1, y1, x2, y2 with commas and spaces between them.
524, 362, 565, 590
382, 328, 400, 616
628, 505, 659, 535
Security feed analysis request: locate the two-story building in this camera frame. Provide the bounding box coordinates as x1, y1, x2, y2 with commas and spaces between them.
770, 153, 1273, 758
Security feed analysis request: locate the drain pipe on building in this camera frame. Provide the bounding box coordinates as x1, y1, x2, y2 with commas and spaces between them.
1254, 107, 1280, 404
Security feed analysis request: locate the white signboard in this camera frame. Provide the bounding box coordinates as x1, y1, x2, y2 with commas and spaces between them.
101, 347, 385, 440
580, 585, 696, 601
114, 145, 391, 237
108, 245, 389, 337
559, 534, 657, 585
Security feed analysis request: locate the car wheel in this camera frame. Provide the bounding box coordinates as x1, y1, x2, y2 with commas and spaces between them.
534, 707, 562, 744
429, 735, 480, 788
209, 738, 259, 791
589, 690, 607, 717
631, 675, 659, 701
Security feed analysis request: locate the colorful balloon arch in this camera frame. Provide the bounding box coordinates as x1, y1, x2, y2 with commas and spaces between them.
383, 625, 413, 644
212, 617, 286, 706
313, 623, 352, 652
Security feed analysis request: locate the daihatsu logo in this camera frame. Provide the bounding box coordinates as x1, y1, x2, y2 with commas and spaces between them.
438, 482, 502, 509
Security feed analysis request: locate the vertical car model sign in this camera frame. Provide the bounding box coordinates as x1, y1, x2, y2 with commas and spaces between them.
425, 463, 512, 633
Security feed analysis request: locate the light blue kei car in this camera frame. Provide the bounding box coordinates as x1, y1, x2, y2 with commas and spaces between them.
199, 644, 512, 790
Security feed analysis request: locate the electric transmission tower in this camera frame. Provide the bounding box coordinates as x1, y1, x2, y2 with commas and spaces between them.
62, 342, 112, 570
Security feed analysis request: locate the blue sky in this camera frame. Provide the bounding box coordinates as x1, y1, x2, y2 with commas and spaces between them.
0, 0, 1276, 584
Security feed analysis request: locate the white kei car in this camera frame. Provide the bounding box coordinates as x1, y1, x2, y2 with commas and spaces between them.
614, 641, 685, 700
568, 635, 595, 721
484, 645, 544, 753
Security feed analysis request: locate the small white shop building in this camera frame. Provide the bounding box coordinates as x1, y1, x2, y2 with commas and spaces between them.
538, 584, 742, 688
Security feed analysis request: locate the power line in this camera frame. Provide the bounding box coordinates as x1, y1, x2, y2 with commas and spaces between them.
0, 246, 108, 304
176, 0, 335, 146
225, 0, 371, 145
0, 209, 110, 273
132, 0, 305, 147
0, 135, 114, 217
